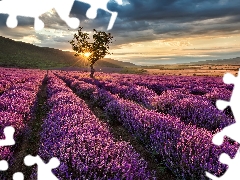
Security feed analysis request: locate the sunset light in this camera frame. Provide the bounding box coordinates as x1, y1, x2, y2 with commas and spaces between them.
83, 52, 91, 58
1, 0, 240, 65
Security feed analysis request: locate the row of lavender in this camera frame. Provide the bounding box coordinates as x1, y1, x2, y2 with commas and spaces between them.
98, 73, 233, 115
61, 71, 234, 132
35, 73, 155, 179
56, 72, 239, 179
71, 71, 233, 95
0, 68, 45, 178
57, 71, 233, 108
0, 68, 39, 94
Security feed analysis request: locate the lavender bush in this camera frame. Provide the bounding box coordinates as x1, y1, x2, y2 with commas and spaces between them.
36, 73, 155, 179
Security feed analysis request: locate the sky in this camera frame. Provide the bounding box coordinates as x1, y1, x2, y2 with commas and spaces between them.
0, 0, 240, 65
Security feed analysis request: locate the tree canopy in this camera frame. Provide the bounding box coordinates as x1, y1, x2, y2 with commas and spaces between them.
69, 27, 114, 78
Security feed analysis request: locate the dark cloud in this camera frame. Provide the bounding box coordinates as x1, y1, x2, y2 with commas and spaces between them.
1, 0, 240, 34
1, 0, 240, 64
0, 14, 8, 27
0, 14, 34, 28
107, 0, 240, 39
114, 0, 240, 22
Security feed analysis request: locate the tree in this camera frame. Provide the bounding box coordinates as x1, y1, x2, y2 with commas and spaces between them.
69, 27, 113, 78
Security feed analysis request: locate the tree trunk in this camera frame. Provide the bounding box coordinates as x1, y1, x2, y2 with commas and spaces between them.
90, 64, 95, 78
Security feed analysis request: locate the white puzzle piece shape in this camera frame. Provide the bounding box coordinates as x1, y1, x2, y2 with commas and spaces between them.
206, 69, 240, 179
206, 150, 240, 180
0, 0, 79, 30
0, 0, 122, 30
13, 172, 24, 180
212, 71, 240, 145
0, 160, 8, 171
24, 155, 60, 180
0, 126, 15, 146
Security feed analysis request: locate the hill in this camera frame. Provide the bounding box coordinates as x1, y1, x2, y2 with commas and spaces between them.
97, 58, 136, 67
0, 36, 136, 69
188, 57, 240, 65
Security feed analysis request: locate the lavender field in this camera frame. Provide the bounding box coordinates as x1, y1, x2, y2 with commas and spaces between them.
0, 67, 239, 180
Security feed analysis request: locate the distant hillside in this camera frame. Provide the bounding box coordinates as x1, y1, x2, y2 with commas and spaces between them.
97, 58, 136, 67
0, 36, 136, 69
190, 57, 240, 65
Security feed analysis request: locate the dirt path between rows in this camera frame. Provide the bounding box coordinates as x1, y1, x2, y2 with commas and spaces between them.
5, 75, 49, 179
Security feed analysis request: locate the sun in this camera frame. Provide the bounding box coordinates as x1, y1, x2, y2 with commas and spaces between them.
83, 52, 91, 57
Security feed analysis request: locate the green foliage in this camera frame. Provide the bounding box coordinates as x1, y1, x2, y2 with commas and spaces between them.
69, 27, 113, 65
69, 27, 114, 77
0, 36, 134, 70
0, 36, 84, 69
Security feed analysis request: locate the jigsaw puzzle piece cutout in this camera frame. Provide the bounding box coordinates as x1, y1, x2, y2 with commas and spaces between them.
213, 70, 240, 145
216, 100, 230, 111
34, 18, 45, 31
212, 123, 240, 146
53, 0, 80, 29
222, 71, 240, 120
24, 155, 60, 180
206, 149, 240, 180
77, 0, 122, 30
213, 101, 240, 146
222, 72, 237, 85
0, 0, 79, 30
206, 70, 240, 179
0, 0, 56, 30
0, 0, 121, 30
216, 72, 236, 111
0, 126, 15, 146
0, 126, 15, 172
0, 160, 8, 171
13, 172, 24, 180
6, 16, 18, 29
